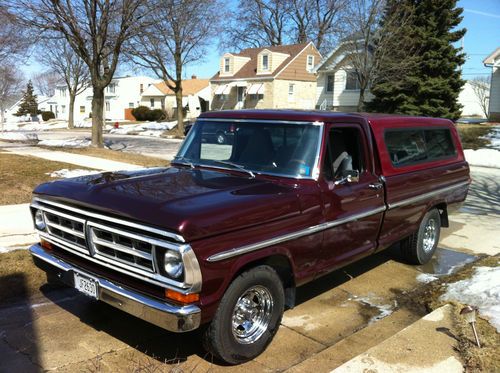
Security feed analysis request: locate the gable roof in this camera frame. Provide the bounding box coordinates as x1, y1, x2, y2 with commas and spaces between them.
154, 78, 210, 96
211, 42, 313, 81
483, 47, 500, 66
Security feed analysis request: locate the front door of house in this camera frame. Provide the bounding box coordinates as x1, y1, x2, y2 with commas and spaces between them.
236, 87, 246, 109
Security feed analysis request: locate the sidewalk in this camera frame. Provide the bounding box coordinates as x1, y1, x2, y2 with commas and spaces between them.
332, 305, 463, 372
3, 145, 142, 171
0, 204, 37, 250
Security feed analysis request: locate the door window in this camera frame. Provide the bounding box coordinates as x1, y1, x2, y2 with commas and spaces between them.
323, 127, 365, 180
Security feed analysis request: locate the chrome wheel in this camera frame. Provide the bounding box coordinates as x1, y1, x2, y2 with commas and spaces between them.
216, 133, 226, 144
422, 218, 437, 253
231, 285, 273, 344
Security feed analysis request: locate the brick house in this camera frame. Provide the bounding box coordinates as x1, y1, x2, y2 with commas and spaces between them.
210, 42, 321, 110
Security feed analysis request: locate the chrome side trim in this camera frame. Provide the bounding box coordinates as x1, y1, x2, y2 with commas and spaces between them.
30, 244, 201, 333
32, 198, 185, 243
387, 181, 470, 210
207, 206, 386, 262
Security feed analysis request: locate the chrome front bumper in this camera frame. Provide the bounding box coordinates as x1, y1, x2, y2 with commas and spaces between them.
30, 244, 201, 332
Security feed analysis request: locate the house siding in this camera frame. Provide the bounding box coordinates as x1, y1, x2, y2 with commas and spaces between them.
277, 44, 321, 82
273, 79, 316, 109
489, 67, 500, 120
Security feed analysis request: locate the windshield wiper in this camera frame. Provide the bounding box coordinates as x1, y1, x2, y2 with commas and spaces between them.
172, 156, 195, 169
209, 160, 255, 178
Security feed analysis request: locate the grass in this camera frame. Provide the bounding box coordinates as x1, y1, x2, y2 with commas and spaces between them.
44, 147, 169, 168
0, 250, 47, 306
456, 124, 495, 150
0, 152, 92, 205
401, 255, 500, 372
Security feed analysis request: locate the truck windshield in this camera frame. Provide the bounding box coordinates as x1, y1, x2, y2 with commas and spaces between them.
175, 120, 322, 179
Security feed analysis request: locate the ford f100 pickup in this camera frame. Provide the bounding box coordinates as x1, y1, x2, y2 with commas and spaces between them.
30, 110, 470, 364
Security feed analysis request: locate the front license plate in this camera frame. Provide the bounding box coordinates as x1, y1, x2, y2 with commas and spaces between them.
74, 272, 99, 299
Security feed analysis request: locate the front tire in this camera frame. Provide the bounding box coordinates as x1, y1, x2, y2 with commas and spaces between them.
203, 265, 284, 365
401, 208, 441, 264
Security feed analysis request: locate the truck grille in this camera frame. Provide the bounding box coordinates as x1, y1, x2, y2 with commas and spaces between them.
31, 198, 186, 285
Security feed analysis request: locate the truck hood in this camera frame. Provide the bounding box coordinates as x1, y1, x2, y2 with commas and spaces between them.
33, 166, 301, 241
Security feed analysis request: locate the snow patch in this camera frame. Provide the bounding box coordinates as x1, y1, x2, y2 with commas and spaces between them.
47, 169, 101, 178
38, 138, 91, 148
0, 132, 38, 141
108, 121, 176, 136
441, 265, 500, 332
350, 294, 395, 324
281, 314, 321, 331
416, 273, 439, 283
464, 148, 500, 168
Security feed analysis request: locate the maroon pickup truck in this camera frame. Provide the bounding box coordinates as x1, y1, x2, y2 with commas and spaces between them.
29, 110, 470, 364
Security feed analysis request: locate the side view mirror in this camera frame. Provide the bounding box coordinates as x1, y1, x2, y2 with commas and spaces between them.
334, 170, 360, 186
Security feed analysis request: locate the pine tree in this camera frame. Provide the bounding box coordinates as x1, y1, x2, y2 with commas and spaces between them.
367, 0, 466, 120
15, 80, 39, 117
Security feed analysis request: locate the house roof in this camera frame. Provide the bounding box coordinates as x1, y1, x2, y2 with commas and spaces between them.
483, 47, 500, 66
154, 78, 209, 96
211, 42, 312, 81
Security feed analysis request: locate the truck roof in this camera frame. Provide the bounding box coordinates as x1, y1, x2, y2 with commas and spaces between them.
199, 109, 454, 128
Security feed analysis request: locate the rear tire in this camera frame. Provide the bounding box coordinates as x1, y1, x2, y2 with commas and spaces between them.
401, 208, 441, 264
202, 265, 284, 365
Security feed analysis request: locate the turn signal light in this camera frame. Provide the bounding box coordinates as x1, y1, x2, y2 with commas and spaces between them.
40, 239, 53, 251
165, 289, 199, 304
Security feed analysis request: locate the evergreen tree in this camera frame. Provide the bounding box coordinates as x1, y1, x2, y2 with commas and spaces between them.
15, 80, 39, 117
367, 0, 466, 120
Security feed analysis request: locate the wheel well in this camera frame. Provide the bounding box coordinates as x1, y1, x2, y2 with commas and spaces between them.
433, 203, 449, 227
232, 255, 296, 309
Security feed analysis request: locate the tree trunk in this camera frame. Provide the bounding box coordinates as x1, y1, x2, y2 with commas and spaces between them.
91, 86, 105, 147
357, 87, 366, 112
68, 93, 76, 129
175, 87, 184, 137
0, 107, 4, 132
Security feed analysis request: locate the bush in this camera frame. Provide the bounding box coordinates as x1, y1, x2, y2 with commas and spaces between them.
131, 106, 151, 121
148, 109, 166, 121
41, 111, 55, 121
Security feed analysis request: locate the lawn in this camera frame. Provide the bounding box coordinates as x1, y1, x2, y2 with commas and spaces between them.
44, 147, 169, 168
0, 152, 93, 205
456, 124, 495, 150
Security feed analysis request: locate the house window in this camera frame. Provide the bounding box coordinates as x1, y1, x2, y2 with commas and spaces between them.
59, 88, 66, 97
224, 57, 230, 73
61, 105, 66, 114
150, 98, 155, 107
107, 84, 116, 94
288, 83, 295, 99
326, 75, 334, 93
105, 101, 110, 112
262, 54, 269, 71
80, 106, 85, 113
129, 102, 134, 108
307, 55, 314, 71
346, 70, 360, 90
140, 84, 144, 94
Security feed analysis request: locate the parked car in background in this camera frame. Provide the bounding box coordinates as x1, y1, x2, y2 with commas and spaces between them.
29, 110, 470, 364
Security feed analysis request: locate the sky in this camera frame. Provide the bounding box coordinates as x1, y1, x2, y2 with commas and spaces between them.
20, 0, 500, 82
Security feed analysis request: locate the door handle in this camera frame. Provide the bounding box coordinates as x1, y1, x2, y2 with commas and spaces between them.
368, 183, 383, 190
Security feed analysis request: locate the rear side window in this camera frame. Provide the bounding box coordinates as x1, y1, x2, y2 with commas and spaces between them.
385, 128, 456, 167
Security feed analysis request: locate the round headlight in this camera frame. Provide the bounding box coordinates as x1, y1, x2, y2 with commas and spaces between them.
34, 210, 46, 231
164, 251, 183, 279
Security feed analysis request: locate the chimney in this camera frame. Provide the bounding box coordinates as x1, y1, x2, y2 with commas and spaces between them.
191, 75, 197, 79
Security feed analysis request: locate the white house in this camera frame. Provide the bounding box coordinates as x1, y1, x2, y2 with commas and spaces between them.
483, 47, 500, 121
140, 76, 210, 119
458, 81, 489, 118
314, 42, 372, 112
49, 76, 157, 123
4, 95, 50, 122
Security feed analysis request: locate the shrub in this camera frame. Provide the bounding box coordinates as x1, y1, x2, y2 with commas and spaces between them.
41, 111, 55, 121
131, 106, 151, 121
148, 109, 166, 121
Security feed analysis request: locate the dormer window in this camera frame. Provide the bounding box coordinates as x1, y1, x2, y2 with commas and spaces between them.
224, 57, 230, 73
307, 55, 314, 72
262, 54, 269, 71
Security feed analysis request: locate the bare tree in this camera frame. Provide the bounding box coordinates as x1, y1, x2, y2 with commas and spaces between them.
8, 0, 146, 147
0, 7, 30, 64
32, 70, 60, 97
291, 0, 347, 52
469, 76, 490, 119
127, 0, 222, 136
0, 64, 24, 130
38, 39, 90, 128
